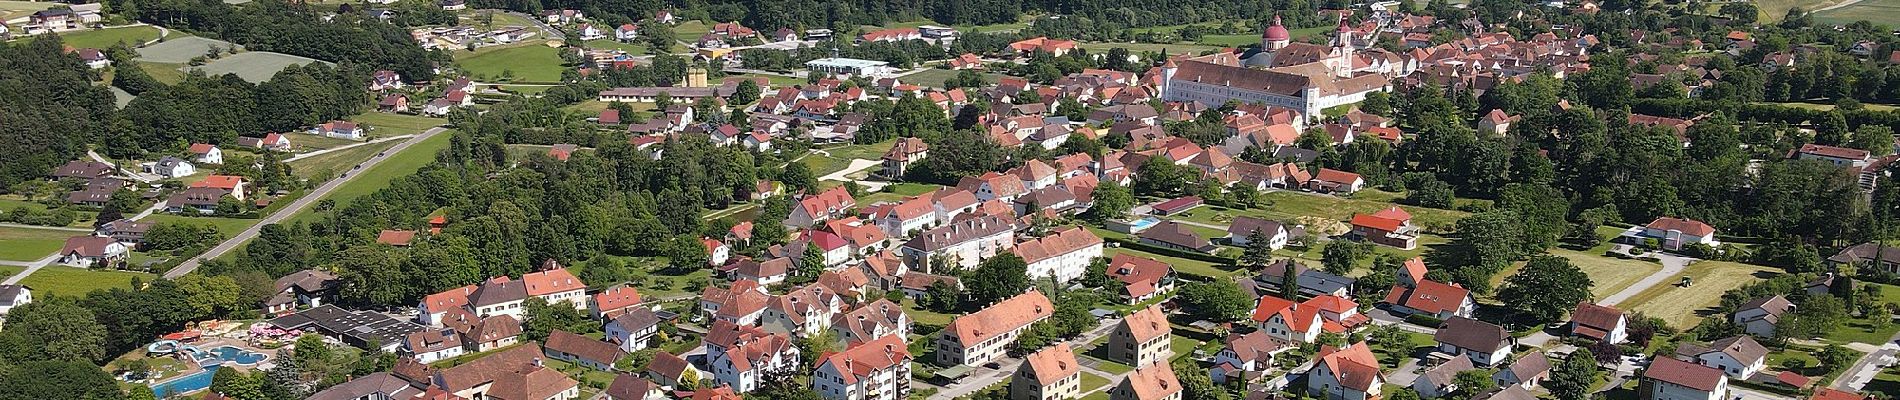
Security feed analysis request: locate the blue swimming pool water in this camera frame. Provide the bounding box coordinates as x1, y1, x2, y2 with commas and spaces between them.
1129, 217, 1161, 230
146, 346, 269, 396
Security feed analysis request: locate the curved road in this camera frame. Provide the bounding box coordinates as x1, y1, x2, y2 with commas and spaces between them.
163, 127, 449, 279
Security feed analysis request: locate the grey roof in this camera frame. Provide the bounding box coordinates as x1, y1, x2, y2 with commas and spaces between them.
902, 214, 1012, 252
1501, 351, 1551, 380
1829, 242, 1900, 265
1435, 316, 1510, 352
471, 279, 528, 307
610, 308, 662, 332
1417, 354, 1475, 387
154, 156, 191, 170
1248, 259, 1355, 296
0, 285, 27, 306
1271, 147, 1319, 163
269, 305, 426, 350
1478, 385, 1538, 400
306, 372, 425, 400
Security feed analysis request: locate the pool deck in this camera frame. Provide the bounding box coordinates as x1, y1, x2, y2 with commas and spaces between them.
141, 337, 274, 396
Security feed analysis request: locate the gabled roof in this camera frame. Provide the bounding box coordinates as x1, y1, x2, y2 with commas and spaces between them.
1013, 226, 1102, 265
545, 330, 629, 365
1383, 280, 1469, 315
594, 286, 643, 316
943, 290, 1053, 346
59, 236, 119, 257
1120, 305, 1172, 343
1117, 362, 1183, 400
1644, 217, 1715, 237
1570, 302, 1624, 340
1020, 342, 1080, 385
1417, 353, 1474, 388
1643, 356, 1725, 392
1315, 342, 1381, 391
1502, 351, 1551, 381
817, 334, 911, 384
1221, 331, 1283, 364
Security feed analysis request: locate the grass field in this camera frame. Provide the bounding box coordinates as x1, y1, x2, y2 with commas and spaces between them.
1079, 372, 1111, 393
1621, 261, 1775, 329
0, 225, 74, 261
190, 51, 328, 83
860, 16, 1034, 34
562, 100, 654, 116
1809, 0, 1899, 26
1076, 41, 1226, 55
0, 0, 51, 20
59, 25, 163, 49
1170, 190, 1469, 235
0, 198, 48, 213
353, 112, 446, 136
293, 134, 368, 150
138, 61, 188, 84
1826, 283, 1900, 345
1104, 247, 1233, 280
18, 266, 155, 297
582, 39, 651, 55
321, 131, 453, 206
1490, 248, 1663, 301
900, 298, 956, 327
900, 68, 1004, 89
140, 214, 257, 238
0, 266, 21, 280
135, 36, 239, 64
455, 43, 566, 82
288, 140, 402, 179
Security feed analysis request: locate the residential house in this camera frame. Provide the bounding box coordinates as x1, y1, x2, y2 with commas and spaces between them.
616, 24, 640, 42
164, 187, 228, 214
145, 157, 195, 178
1308, 169, 1365, 194
881, 137, 929, 178
1570, 302, 1629, 344
898, 214, 1015, 272
1010, 343, 1082, 400
591, 286, 644, 319
1009, 37, 1078, 57
726, 257, 793, 286
369, 70, 403, 91
1012, 226, 1104, 284
1434, 317, 1513, 366
1383, 279, 1474, 320
700, 279, 772, 326
434, 344, 581, 400
1632, 217, 1719, 252
831, 299, 911, 345
607, 374, 663, 400
1827, 242, 1900, 274
1307, 342, 1383, 400
1413, 355, 1475, 398
704, 320, 800, 393
1730, 295, 1793, 338
1246, 259, 1356, 299
1349, 206, 1419, 249
1106, 254, 1177, 304
1137, 221, 1217, 253
402, 328, 465, 363
546, 330, 629, 371
1494, 351, 1551, 390
190, 174, 248, 201
1150, 197, 1203, 216
96, 219, 154, 245
759, 284, 846, 338
264, 269, 341, 315
812, 334, 912, 400
188, 143, 224, 164
1109, 363, 1183, 400
0, 285, 33, 331
1109, 305, 1174, 367
873, 197, 937, 238
57, 235, 127, 268
935, 291, 1054, 366
1674, 336, 1767, 379
1478, 109, 1517, 135
786, 186, 858, 228
1227, 216, 1289, 249
604, 308, 662, 352
1209, 331, 1286, 385
1640, 357, 1727, 400
524, 264, 589, 309
50, 160, 114, 180
312, 121, 367, 140
645, 352, 700, 389
957, 171, 1030, 202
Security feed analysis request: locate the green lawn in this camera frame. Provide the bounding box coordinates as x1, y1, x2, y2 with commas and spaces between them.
1620, 261, 1774, 329
18, 266, 154, 297
1171, 190, 1469, 235
455, 44, 566, 82
139, 61, 188, 85
1489, 247, 1663, 301
304, 131, 455, 210
1825, 283, 1900, 345
288, 140, 402, 179
1076, 41, 1225, 55
60, 25, 163, 49
1168, 334, 1202, 360
0, 0, 52, 21
1753, 101, 1899, 112
886, 183, 942, 197
0, 266, 23, 280
0, 198, 49, 213
140, 214, 257, 239
901, 298, 956, 327
1103, 247, 1233, 281
291, 134, 367, 150
353, 112, 446, 136
0, 225, 78, 262
899, 68, 1002, 89
730, 73, 806, 87
672, 20, 712, 40
582, 39, 651, 55
1811, 0, 1900, 26
1078, 372, 1111, 393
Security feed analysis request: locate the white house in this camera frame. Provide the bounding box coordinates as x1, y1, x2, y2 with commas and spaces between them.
812, 334, 911, 400
1433, 317, 1512, 367
1011, 227, 1103, 284
1677, 336, 1767, 379
188, 143, 223, 165
1227, 216, 1288, 249
1632, 217, 1719, 251
1209, 331, 1285, 385
605, 308, 662, 352
144, 157, 196, 178
706, 320, 800, 393
898, 214, 1014, 272
0, 285, 32, 331
873, 198, 936, 238
1730, 295, 1793, 338
703, 238, 731, 267
403, 329, 466, 363
57, 236, 128, 268
1641, 357, 1727, 400
311, 121, 367, 140
1570, 302, 1629, 344
935, 291, 1053, 367
1307, 342, 1383, 400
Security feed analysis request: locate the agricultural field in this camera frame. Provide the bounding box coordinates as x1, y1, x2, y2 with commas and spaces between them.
1170, 190, 1469, 235
1814, 0, 1900, 27
0, 0, 51, 20
0, 225, 76, 262
1620, 260, 1775, 329
1488, 247, 1663, 301
288, 140, 402, 179
135, 36, 240, 64
860, 15, 1034, 34
17, 266, 155, 297
0, 266, 21, 281
140, 214, 257, 239
353, 112, 446, 136
455, 43, 566, 82
1754, 101, 1899, 112
299, 131, 455, 211
59, 25, 163, 49
189, 51, 329, 83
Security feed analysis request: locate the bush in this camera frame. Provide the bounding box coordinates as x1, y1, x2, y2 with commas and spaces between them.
1404, 313, 1444, 327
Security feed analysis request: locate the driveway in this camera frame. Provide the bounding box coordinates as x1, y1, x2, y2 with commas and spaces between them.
1597, 246, 1693, 306
929, 316, 1125, 399
1833, 329, 1899, 390
162, 126, 449, 278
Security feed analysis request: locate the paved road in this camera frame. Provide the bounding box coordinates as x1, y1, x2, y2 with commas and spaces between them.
0, 253, 61, 282
929, 315, 1125, 400
162, 127, 449, 279
1597, 246, 1692, 306
498, 10, 565, 40
87, 149, 159, 183
1833, 328, 1899, 390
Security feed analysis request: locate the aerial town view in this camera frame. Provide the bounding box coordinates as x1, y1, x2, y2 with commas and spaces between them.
3, 0, 1900, 400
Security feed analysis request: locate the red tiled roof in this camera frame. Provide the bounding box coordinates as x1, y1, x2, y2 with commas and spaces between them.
944, 290, 1053, 346
1644, 357, 1725, 391
1645, 217, 1715, 237
523, 267, 585, 296
1021, 342, 1081, 385
1383, 280, 1469, 315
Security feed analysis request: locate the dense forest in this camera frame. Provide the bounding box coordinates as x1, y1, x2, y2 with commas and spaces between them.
471, 0, 1348, 33
106, 0, 445, 80
0, 38, 119, 191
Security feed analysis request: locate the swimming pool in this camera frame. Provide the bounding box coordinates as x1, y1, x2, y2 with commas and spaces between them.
146, 346, 269, 396
1128, 217, 1161, 231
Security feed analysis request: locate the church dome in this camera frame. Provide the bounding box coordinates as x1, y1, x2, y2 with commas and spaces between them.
1263, 15, 1290, 41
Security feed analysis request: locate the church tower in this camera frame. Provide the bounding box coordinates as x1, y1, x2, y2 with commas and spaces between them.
1328, 14, 1355, 78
